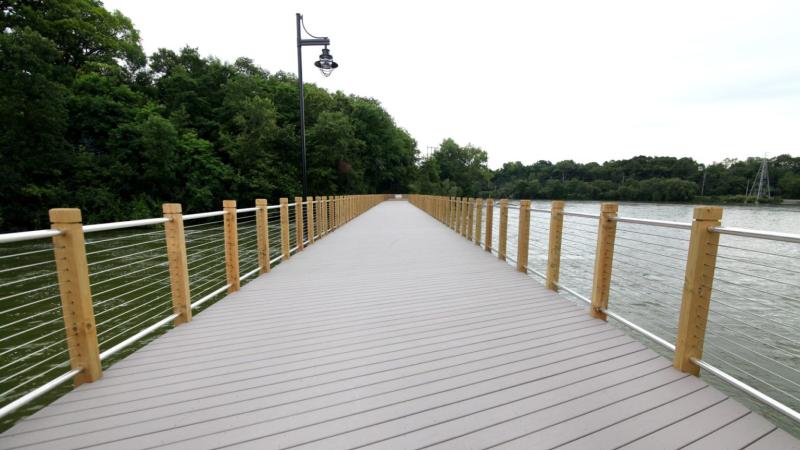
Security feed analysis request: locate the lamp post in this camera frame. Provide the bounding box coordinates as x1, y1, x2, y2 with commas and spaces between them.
296, 13, 338, 199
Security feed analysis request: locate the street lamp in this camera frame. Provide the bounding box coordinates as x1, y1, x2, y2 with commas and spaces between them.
296, 13, 338, 199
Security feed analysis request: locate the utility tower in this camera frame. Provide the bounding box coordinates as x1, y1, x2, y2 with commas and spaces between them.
746, 156, 771, 204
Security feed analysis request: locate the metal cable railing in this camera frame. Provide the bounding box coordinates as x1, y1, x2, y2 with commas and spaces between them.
0, 194, 386, 428
409, 194, 800, 434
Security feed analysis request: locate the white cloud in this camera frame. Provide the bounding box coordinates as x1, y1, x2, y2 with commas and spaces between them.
103, 0, 800, 168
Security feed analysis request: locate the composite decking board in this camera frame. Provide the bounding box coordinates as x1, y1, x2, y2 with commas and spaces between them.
681, 412, 778, 449
1, 201, 796, 449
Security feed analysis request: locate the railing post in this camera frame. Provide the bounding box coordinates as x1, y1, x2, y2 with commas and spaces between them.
461, 197, 469, 237
162, 203, 192, 325
324, 196, 329, 233
279, 198, 290, 260
223, 200, 240, 293
294, 197, 304, 250
454, 197, 461, 232
49, 208, 102, 385
485, 198, 494, 252
590, 203, 618, 320
315, 196, 322, 238
474, 198, 483, 245
255, 199, 270, 274
448, 197, 454, 229
466, 198, 474, 241
306, 196, 315, 244
498, 199, 509, 260
546, 201, 565, 291
516, 200, 531, 272
451, 196, 458, 230
674, 206, 723, 376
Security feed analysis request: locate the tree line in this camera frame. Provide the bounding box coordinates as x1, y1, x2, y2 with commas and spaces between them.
2, 1, 798, 231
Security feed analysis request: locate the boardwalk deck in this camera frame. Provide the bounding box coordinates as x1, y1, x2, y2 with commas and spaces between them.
1, 201, 796, 449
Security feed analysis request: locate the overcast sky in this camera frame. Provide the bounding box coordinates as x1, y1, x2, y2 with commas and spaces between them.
104, 0, 800, 169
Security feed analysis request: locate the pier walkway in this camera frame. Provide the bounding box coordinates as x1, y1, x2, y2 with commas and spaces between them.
0, 201, 796, 449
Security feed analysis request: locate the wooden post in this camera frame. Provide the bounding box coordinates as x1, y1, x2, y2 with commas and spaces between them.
590, 203, 618, 320
454, 197, 461, 232
498, 199, 509, 260
294, 197, 304, 250
163, 203, 192, 325
461, 197, 469, 237
474, 198, 483, 245
255, 199, 270, 274
485, 199, 494, 252
315, 196, 322, 238
323, 196, 329, 233
466, 198, 474, 241
279, 198, 290, 260
50, 208, 102, 385
223, 200, 240, 293
546, 201, 565, 291
516, 200, 531, 272
306, 196, 315, 244
674, 206, 723, 376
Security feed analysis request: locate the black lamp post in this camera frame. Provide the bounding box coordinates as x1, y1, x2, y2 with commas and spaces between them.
296, 13, 338, 199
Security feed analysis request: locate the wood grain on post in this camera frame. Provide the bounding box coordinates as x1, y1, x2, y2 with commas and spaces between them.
162, 203, 192, 325
461, 198, 469, 237
315, 196, 322, 238
674, 206, 723, 376
474, 198, 483, 245
454, 197, 461, 231
255, 199, 270, 274
498, 199, 509, 260
279, 197, 290, 260
516, 200, 531, 273
485, 199, 494, 252
546, 201, 565, 291
466, 198, 474, 241
223, 200, 240, 293
306, 196, 314, 244
49, 208, 102, 385
294, 197, 304, 250
590, 203, 618, 320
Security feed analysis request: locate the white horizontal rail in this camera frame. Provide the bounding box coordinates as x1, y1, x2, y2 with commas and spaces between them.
0, 229, 61, 244
692, 357, 800, 424
183, 211, 227, 221
191, 284, 230, 309
267, 204, 281, 210
0, 368, 80, 420
236, 207, 257, 213
239, 267, 260, 282
99, 313, 179, 361
711, 226, 800, 244
563, 211, 600, 219
83, 218, 169, 233
614, 216, 691, 230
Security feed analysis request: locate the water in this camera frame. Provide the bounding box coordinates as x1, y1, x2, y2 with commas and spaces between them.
0, 201, 797, 435
484, 200, 800, 436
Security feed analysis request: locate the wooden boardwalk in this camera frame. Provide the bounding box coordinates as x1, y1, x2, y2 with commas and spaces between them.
1, 201, 796, 449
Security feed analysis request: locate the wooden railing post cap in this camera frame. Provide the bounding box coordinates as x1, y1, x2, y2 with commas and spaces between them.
49, 208, 82, 223
520, 199, 531, 206
255, 198, 267, 206
551, 200, 565, 209
223, 200, 236, 208
280, 197, 288, 203
600, 203, 618, 213
693, 206, 723, 221
162, 203, 182, 214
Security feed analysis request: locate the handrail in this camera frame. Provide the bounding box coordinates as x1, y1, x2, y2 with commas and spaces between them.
614, 216, 692, 230
407, 194, 800, 428
711, 226, 800, 244
0, 193, 388, 424
82, 217, 170, 233
183, 210, 226, 221
0, 229, 61, 244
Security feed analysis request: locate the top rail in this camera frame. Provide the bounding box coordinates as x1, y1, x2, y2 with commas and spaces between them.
82, 218, 170, 234
711, 226, 800, 244
613, 216, 692, 230
183, 211, 226, 221
0, 229, 61, 244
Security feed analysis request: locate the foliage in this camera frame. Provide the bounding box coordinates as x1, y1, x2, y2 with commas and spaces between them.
0, 0, 418, 230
